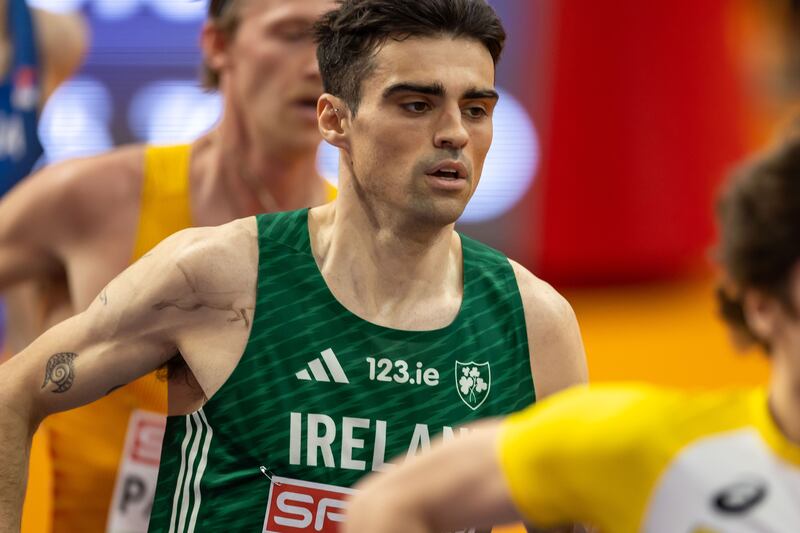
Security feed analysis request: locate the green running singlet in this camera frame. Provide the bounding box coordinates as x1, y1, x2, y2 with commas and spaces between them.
149, 209, 534, 533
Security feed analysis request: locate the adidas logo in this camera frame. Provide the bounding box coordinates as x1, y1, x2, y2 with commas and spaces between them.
295, 348, 350, 384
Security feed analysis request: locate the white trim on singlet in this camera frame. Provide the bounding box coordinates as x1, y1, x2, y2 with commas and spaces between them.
168, 416, 194, 533
167, 409, 214, 533
188, 409, 214, 532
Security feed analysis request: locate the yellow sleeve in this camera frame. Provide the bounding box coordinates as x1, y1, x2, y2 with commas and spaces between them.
497, 384, 683, 532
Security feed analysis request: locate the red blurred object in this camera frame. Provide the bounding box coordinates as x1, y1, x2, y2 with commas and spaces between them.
532, 0, 749, 285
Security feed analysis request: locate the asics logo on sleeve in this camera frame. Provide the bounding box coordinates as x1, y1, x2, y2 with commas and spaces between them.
712, 478, 768, 514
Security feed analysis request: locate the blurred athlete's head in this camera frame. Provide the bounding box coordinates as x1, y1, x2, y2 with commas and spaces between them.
202, 0, 334, 154
314, 0, 505, 227
717, 132, 800, 361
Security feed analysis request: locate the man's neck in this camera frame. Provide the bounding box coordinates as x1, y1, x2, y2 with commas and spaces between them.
768, 356, 800, 446
192, 121, 326, 218
309, 186, 461, 330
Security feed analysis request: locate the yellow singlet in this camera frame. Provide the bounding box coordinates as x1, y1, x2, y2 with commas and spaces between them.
22, 145, 191, 533
498, 384, 800, 532
22, 145, 338, 532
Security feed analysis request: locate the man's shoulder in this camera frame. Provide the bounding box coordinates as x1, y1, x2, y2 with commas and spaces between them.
501, 384, 757, 530
34, 8, 88, 100
0, 145, 148, 242
176, 217, 257, 251
163, 218, 259, 279
533, 383, 680, 423
502, 384, 685, 463
17, 144, 147, 210
532, 384, 757, 446
507, 259, 575, 327
53, 144, 146, 198
458, 233, 508, 265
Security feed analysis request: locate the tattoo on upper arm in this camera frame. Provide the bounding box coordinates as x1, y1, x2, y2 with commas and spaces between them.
99, 289, 108, 306
41, 352, 77, 393
153, 298, 252, 327
152, 263, 254, 327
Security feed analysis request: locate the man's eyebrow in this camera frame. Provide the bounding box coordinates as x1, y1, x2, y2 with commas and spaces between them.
273, 16, 316, 27
463, 88, 499, 101
382, 82, 446, 99
382, 83, 499, 102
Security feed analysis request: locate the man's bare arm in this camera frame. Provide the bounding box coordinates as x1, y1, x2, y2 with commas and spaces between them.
0, 148, 143, 290
0, 223, 242, 531
345, 420, 518, 533
34, 8, 88, 101
511, 260, 588, 399
510, 261, 588, 533
0, 168, 66, 289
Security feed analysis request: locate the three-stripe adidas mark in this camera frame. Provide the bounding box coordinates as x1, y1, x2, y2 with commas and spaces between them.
168, 409, 213, 533
295, 348, 350, 383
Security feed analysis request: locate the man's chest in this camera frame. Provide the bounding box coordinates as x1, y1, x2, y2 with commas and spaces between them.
64, 207, 141, 310
188, 341, 518, 533
208, 332, 532, 484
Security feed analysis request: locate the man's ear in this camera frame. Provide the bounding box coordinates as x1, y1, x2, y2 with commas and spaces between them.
743, 288, 782, 343
318, 94, 351, 153
201, 21, 230, 77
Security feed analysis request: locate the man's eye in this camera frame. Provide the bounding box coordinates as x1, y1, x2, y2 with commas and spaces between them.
273, 24, 312, 42
402, 102, 431, 113
464, 106, 488, 118
278, 30, 310, 41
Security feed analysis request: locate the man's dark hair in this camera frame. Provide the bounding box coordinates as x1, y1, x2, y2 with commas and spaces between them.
313, 0, 506, 113
716, 133, 800, 352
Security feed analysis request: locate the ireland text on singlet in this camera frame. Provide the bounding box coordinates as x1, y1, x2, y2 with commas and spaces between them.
148, 208, 534, 532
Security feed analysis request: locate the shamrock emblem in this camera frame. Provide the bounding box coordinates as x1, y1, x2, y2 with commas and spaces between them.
455, 362, 491, 410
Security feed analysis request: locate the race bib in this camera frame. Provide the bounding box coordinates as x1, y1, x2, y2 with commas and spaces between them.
106, 410, 166, 533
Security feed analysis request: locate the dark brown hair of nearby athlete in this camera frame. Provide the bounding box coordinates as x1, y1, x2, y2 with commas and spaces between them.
313, 0, 506, 114
716, 131, 800, 352
202, 0, 242, 90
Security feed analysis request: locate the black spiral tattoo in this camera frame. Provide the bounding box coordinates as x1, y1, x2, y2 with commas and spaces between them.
41, 352, 78, 394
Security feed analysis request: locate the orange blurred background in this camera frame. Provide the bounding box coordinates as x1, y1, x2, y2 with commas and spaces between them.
513, 0, 792, 393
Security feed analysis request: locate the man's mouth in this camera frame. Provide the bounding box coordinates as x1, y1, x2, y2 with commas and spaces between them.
425, 161, 468, 181
429, 169, 461, 180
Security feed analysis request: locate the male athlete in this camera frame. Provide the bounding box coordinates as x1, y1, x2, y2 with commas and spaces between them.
343, 135, 800, 532
0, 0, 334, 531
0, 0, 587, 531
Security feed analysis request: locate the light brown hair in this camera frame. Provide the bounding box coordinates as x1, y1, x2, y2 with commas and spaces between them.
202, 0, 244, 90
